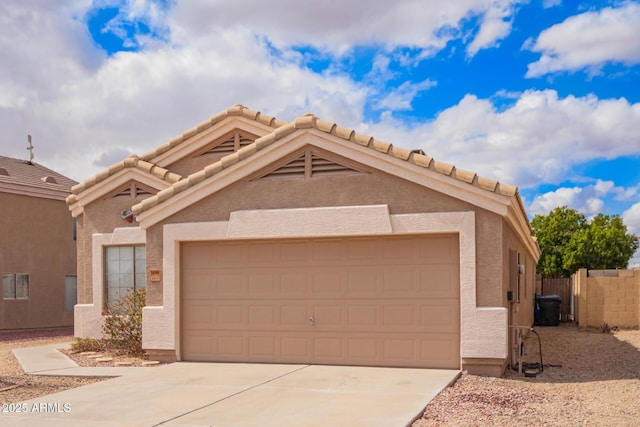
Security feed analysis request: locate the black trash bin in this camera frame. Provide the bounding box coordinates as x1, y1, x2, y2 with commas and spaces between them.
535, 294, 561, 326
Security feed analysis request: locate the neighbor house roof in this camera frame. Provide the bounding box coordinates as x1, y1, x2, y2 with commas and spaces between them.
0, 155, 77, 201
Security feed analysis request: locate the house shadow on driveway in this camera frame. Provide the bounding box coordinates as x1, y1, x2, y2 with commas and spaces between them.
506, 322, 640, 383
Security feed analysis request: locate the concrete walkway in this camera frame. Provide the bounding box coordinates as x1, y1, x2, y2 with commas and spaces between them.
4, 343, 460, 427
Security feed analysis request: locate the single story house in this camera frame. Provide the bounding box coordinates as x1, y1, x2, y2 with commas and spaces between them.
1, 155, 77, 330
68, 105, 540, 376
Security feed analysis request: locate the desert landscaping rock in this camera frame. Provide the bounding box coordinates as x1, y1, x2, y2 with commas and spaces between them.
414, 324, 640, 426
95, 357, 113, 362
86, 354, 105, 359
142, 360, 160, 366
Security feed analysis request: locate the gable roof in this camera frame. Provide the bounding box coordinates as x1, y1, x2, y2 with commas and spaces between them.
132, 112, 520, 216
139, 104, 288, 163
66, 105, 287, 206
66, 155, 182, 206
129, 108, 539, 258
0, 155, 77, 201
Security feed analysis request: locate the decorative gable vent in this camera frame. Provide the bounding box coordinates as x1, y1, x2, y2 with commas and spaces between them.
110, 182, 155, 199
41, 176, 57, 184
258, 149, 364, 181
200, 130, 257, 156
0, 167, 8, 176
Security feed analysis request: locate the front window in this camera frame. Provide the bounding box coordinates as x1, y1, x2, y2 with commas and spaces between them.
104, 245, 145, 308
2, 273, 29, 300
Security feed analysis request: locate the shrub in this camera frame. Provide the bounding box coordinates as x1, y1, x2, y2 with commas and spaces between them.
102, 288, 146, 356
70, 337, 106, 353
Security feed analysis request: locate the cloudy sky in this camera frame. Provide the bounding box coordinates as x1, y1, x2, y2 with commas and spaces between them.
1, 0, 639, 263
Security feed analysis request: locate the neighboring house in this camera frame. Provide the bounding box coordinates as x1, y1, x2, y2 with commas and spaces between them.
68, 105, 540, 376
0, 155, 77, 330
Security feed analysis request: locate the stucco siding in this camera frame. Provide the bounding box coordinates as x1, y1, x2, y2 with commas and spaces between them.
0, 192, 76, 329
144, 170, 507, 311
79, 194, 153, 305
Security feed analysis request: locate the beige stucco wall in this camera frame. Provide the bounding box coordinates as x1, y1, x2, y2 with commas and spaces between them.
145, 170, 507, 309
574, 269, 640, 328
0, 192, 76, 330
75, 193, 152, 306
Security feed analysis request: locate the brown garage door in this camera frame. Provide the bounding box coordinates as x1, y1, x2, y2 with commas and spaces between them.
181, 234, 460, 369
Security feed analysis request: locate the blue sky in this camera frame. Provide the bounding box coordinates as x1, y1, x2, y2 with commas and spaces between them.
1, 0, 639, 264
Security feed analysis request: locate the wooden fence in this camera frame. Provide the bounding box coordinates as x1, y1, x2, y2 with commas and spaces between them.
540, 277, 573, 321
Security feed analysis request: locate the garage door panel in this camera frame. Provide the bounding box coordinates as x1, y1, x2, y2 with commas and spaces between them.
420, 302, 459, 333
312, 270, 343, 294
420, 335, 459, 368
346, 270, 379, 293
419, 270, 459, 298
182, 234, 460, 369
280, 272, 308, 295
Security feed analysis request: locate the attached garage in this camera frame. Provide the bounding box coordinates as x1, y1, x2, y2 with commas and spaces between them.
181, 234, 460, 369
69, 105, 540, 376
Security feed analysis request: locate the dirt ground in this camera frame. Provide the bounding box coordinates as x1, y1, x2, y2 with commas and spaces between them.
414, 323, 640, 426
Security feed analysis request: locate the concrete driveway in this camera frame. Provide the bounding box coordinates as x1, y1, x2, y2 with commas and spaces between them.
1, 362, 459, 427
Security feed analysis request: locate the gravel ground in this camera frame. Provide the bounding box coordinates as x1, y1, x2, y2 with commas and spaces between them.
0, 328, 106, 404
414, 323, 640, 427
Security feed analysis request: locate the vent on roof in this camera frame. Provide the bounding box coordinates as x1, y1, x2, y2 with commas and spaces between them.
258, 149, 363, 181
200, 130, 257, 156
110, 182, 155, 199
0, 167, 8, 176
41, 176, 57, 184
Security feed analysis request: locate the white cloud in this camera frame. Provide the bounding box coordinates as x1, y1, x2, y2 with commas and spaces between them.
365, 90, 640, 188
526, 3, 640, 77
374, 79, 437, 111
168, 0, 521, 57
0, 0, 527, 181
466, 1, 516, 57
623, 202, 640, 235
623, 202, 640, 268
527, 183, 613, 217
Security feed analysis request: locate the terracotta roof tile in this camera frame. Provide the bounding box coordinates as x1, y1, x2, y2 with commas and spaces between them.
139, 105, 286, 162
70, 156, 182, 197
372, 139, 392, 154
409, 153, 434, 168
390, 145, 412, 161
353, 133, 372, 147
127, 107, 523, 216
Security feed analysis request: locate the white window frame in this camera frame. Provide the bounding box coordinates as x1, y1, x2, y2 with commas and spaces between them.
103, 245, 146, 308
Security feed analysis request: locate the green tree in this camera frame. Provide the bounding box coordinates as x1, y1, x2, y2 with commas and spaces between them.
531, 206, 586, 277
563, 214, 639, 272
532, 207, 639, 277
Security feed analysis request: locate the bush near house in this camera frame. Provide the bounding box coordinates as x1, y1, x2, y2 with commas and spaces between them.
71, 289, 146, 356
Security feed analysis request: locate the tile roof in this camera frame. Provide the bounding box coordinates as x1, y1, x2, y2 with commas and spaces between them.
0, 155, 77, 196
132, 110, 520, 216
67, 105, 286, 206
66, 155, 182, 205
139, 104, 288, 161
